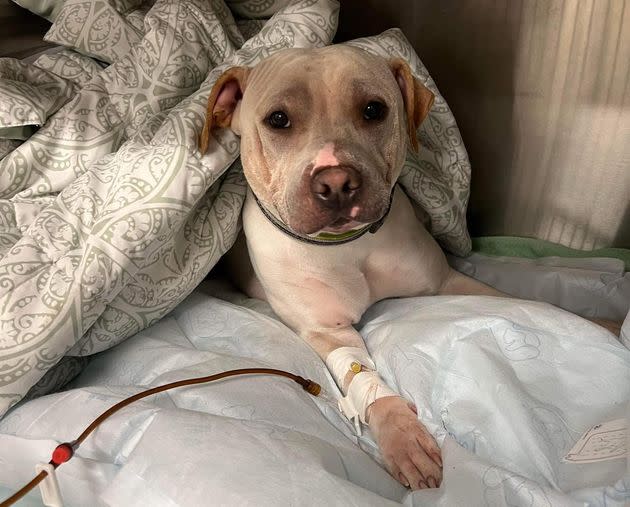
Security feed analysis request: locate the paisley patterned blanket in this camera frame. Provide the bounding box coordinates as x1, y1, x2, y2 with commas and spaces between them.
0, 0, 473, 416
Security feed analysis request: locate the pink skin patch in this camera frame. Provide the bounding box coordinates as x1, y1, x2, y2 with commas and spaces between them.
349, 206, 360, 218
311, 143, 339, 174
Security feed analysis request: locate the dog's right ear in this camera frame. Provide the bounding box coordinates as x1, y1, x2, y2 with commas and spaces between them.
199, 66, 250, 154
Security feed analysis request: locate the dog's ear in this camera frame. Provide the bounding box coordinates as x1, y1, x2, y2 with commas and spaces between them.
199, 66, 250, 154
389, 58, 434, 152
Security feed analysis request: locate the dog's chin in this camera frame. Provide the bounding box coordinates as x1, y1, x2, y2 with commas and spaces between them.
307, 206, 388, 235
318, 218, 366, 234
285, 201, 391, 236
287, 216, 366, 236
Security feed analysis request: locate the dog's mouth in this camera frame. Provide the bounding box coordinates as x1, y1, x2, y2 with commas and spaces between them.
281, 185, 393, 237
318, 217, 366, 234
287, 200, 392, 236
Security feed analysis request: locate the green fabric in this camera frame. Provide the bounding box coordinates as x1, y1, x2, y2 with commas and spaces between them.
472, 236, 630, 271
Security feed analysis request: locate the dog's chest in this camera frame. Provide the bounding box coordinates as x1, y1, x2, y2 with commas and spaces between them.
242, 188, 448, 331
242, 226, 373, 328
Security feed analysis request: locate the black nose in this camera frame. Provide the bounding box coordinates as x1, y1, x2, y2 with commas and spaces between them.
310, 167, 362, 209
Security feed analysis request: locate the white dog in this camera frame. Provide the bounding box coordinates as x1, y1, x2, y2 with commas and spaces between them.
200, 45, 620, 490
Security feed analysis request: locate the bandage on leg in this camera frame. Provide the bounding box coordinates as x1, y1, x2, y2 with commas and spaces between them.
325, 346, 376, 386
325, 347, 398, 434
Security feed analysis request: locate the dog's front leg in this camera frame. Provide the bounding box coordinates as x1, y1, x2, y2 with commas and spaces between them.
304, 327, 443, 490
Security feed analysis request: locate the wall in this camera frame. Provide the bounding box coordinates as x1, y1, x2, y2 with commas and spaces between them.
336, 0, 630, 249
0, 1, 53, 59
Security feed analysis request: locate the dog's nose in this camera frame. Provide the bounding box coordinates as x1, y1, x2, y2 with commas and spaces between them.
310, 167, 362, 209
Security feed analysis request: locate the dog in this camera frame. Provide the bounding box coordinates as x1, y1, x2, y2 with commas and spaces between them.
199, 45, 621, 490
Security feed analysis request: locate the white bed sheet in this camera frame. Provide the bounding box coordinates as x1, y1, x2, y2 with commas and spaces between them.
1, 263, 629, 506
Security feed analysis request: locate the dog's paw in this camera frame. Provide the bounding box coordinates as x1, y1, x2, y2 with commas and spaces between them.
367, 396, 442, 489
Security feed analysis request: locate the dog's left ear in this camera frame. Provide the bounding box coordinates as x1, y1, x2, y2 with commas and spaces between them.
199, 66, 251, 154
389, 58, 434, 152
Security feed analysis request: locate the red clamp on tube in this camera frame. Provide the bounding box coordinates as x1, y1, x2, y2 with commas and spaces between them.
50, 443, 74, 467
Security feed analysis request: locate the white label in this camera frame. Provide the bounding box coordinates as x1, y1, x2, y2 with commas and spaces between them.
563, 418, 627, 464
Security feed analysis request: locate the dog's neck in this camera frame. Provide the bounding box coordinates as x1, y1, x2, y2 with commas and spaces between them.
250, 187, 396, 246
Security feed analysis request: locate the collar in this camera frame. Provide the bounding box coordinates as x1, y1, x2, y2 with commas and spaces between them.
251, 187, 395, 246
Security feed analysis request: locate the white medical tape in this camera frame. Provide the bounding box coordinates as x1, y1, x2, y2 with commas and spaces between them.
339, 371, 399, 430
325, 346, 376, 388
36, 462, 63, 507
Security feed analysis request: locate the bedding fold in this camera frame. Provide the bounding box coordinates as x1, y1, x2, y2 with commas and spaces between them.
0, 58, 76, 140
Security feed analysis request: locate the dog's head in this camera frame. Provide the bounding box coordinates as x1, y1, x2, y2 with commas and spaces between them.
200, 45, 434, 236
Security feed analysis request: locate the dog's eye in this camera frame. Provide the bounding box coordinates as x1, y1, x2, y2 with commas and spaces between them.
267, 110, 291, 129
363, 101, 386, 121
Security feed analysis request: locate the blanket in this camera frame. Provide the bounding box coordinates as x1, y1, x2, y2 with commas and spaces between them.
0, 0, 474, 415
1, 286, 628, 505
